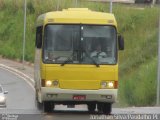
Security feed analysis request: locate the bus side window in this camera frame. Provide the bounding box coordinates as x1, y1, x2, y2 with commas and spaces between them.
36, 26, 43, 48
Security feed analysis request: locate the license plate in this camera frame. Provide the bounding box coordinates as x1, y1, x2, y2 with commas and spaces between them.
67, 105, 75, 108
73, 95, 86, 100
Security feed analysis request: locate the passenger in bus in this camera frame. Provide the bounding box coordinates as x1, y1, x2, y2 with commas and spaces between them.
90, 44, 107, 58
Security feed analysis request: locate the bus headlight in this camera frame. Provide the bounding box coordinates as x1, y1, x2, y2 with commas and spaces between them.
45, 80, 59, 87
108, 81, 114, 88
101, 81, 114, 89
46, 80, 52, 87
53, 80, 59, 87
101, 81, 107, 88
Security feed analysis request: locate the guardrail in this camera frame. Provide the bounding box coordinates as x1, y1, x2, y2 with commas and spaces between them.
88, 0, 160, 4
88, 0, 135, 3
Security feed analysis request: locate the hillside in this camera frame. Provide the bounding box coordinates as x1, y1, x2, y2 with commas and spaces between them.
0, 0, 159, 106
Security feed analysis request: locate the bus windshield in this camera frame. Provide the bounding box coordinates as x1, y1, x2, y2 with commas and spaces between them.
43, 24, 117, 65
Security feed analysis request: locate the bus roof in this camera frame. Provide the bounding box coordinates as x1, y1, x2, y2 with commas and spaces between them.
36, 8, 117, 27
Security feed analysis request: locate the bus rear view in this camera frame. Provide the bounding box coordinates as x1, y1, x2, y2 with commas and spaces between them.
34, 8, 124, 114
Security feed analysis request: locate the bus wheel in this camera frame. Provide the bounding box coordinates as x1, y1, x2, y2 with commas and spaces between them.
97, 103, 103, 113
102, 103, 112, 115
37, 101, 43, 110
87, 103, 96, 113
35, 96, 43, 111
43, 101, 54, 113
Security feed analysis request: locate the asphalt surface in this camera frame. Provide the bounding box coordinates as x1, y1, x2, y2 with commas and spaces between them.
0, 67, 160, 120
0, 67, 102, 120
0, 68, 36, 110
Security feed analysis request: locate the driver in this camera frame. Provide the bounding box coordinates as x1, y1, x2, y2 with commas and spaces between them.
90, 44, 107, 58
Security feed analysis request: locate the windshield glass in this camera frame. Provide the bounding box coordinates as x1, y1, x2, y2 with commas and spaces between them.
81, 25, 117, 64
43, 25, 117, 65
43, 25, 79, 64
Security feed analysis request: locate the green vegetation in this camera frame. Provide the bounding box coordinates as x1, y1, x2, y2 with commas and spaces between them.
0, 0, 159, 106
116, 6, 159, 106
119, 57, 157, 106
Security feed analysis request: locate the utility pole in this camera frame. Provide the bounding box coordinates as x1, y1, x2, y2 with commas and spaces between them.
152, 0, 156, 6
110, 0, 112, 13
22, 0, 26, 68
56, 0, 60, 10
75, 0, 78, 7
157, 17, 160, 106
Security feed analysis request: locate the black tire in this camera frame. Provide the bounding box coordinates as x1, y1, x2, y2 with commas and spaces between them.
87, 103, 96, 113
97, 103, 103, 114
35, 94, 43, 111
102, 103, 112, 115
37, 101, 43, 110
43, 101, 54, 113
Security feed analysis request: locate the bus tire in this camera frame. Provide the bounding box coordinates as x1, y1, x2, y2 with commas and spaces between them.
35, 94, 43, 111
43, 101, 54, 113
87, 103, 96, 113
37, 101, 43, 110
97, 103, 103, 113
102, 103, 112, 115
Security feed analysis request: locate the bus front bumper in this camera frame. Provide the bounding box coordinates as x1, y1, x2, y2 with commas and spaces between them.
41, 88, 117, 103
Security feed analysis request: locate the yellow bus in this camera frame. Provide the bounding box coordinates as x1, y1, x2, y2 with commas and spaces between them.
34, 8, 124, 114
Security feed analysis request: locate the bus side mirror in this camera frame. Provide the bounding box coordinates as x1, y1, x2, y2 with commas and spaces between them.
118, 35, 124, 50
36, 37, 42, 48
36, 26, 43, 49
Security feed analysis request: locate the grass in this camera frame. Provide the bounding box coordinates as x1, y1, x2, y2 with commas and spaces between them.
0, 0, 159, 106
119, 57, 157, 106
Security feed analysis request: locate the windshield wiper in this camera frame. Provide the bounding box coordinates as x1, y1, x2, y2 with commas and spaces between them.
61, 52, 74, 66
83, 50, 99, 67
61, 50, 99, 67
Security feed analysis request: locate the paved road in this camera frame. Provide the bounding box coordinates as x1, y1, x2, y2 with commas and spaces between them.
0, 68, 36, 110
0, 67, 160, 120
